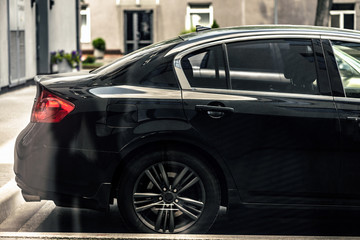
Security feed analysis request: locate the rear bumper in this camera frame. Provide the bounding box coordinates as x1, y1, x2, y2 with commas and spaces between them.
14, 123, 115, 211
15, 175, 112, 210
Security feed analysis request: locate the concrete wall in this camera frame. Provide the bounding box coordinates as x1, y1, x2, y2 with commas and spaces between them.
278, 0, 316, 25
82, 0, 121, 51
80, 0, 360, 54
213, 0, 245, 27
89, 0, 320, 54
24, 0, 37, 81
48, 0, 78, 53
0, 0, 9, 88
1, 0, 79, 88
0, 0, 37, 89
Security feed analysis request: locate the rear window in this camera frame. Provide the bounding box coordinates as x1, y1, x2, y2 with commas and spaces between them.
92, 38, 182, 89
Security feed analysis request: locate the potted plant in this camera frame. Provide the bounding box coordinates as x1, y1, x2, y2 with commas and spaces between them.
64, 51, 81, 72
51, 50, 81, 73
50, 51, 62, 73
92, 37, 106, 59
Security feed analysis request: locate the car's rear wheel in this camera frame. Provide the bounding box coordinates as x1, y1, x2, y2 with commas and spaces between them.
117, 148, 220, 233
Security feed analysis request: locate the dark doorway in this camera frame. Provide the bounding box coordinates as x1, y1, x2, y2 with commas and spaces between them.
124, 10, 153, 54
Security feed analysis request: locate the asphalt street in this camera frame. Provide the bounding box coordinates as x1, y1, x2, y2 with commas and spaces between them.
2, 85, 360, 238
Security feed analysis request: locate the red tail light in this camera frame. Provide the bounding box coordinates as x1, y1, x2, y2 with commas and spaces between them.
31, 89, 75, 123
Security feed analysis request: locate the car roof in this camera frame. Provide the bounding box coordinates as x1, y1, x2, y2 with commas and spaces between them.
180, 25, 360, 41
166, 25, 360, 56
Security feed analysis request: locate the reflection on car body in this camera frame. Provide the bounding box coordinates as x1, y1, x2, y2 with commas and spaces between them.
13, 25, 360, 234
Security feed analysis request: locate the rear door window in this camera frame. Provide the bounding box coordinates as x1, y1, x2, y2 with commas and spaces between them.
226, 39, 319, 94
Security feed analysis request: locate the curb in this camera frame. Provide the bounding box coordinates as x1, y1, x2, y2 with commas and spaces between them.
0, 233, 359, 240
0, 179, 24, 224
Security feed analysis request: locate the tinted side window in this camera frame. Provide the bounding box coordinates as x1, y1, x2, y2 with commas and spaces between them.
101, 47, 179, 89
332, 41, 360, 98
181, 45, 227, 89
227, 39, 319, 94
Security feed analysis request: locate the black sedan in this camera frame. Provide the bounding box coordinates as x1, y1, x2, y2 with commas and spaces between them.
14, 25, 360, 234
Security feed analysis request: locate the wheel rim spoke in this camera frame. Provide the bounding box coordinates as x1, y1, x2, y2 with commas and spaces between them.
151, 166, 162, 184
155, 206, 164, 231
169, 205, 175, 233
177, 197, 204, 207
177, 177, 199, 194
163, 209, 168, 233
184, 204, 202, 214
134, 193, 161, 198
159, 163, 170, 189
174, 202, 198, 221
145, 170, 162, 192
172, 167, 188, 188
135, 201, 162, 212
134, 199, 155, 205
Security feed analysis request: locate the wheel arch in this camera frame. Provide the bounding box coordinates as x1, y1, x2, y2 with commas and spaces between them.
110, 133, 237, 209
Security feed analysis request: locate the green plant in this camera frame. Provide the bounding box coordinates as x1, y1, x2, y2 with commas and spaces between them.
92, 38, 106, 51
50, 50, 80, 69
83, 55, 96, 64
211, 20, 220, 28
82, 62, 103, 70
64, 51, 81, 69
50, 51, 63, 64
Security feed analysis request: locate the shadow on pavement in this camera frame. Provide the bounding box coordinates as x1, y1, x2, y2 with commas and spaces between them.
34, 203, 360, 236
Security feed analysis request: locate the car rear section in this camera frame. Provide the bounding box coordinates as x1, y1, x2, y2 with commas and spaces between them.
14, 72, 118, 210
13, 37, 193, 213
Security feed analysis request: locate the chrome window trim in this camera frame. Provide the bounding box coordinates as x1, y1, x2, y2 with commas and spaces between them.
174, 33, 321, 92
334, 96, 360, 103
320, 35, 360, 44
168, 30, 324, 57
183, 87, 335, 102
89, 85, 182, 99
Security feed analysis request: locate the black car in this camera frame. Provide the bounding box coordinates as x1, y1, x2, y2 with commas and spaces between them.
14, 25, 360, 234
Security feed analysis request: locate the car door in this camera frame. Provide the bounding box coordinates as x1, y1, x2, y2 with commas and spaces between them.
327, 38, 360, 204
176, 37, 342, 206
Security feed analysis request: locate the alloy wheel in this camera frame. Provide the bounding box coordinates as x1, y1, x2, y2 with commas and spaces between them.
132, 161, 206, 233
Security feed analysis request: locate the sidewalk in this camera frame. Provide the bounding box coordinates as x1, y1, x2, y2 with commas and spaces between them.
0, 139, 23, 224
0, 85, 35, 225
0, 164, 14, 189
0, 137, 17, 188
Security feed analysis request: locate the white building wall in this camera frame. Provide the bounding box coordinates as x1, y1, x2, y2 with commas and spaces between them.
25, 0, 37, 81
0, 0, 37, 90
48, 0, 77, 53
0, 0, 9, 88
81, 0, 121, 51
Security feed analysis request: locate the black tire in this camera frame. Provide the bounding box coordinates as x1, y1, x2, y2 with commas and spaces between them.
117, 148, 221, 233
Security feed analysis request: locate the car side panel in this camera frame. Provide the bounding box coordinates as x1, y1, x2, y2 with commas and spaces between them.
182, 89, 342, 205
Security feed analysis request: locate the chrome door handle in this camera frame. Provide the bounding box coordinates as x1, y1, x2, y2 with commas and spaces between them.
195, 105, 234, 119
347, 116, 360, 122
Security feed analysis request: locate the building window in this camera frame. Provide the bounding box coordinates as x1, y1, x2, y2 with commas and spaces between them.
185, 4, 213, 30
80, 6, 91, 43
330, 4, 355, 30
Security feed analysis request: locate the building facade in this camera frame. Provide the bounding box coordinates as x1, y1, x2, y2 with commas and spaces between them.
0, 0, 79, 91
80, 0, 360, 55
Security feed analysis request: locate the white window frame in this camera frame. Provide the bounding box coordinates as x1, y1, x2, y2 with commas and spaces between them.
185, 4, 213, 30
80, 7, 91, 43
330, 10, 356, 29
